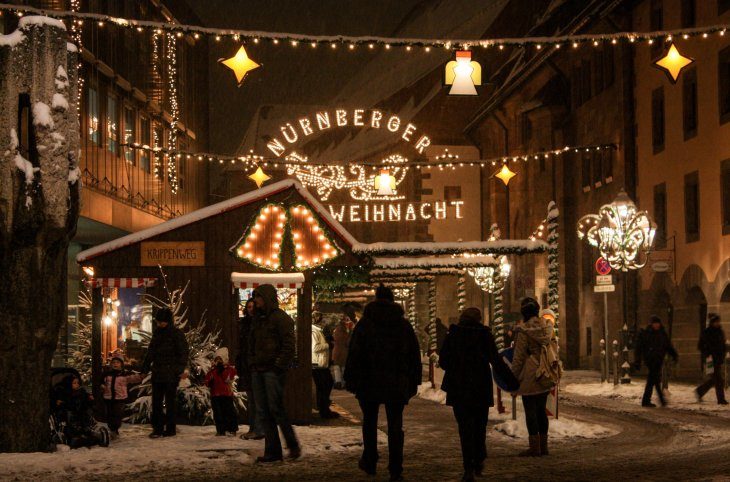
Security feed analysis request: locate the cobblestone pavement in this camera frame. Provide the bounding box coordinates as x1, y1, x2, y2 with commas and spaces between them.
122, 383, 730, 482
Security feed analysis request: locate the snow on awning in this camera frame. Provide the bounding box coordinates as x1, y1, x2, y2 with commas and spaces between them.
87, 278, 157, 288
231, 272, 305, 289
372, 255, 498, 270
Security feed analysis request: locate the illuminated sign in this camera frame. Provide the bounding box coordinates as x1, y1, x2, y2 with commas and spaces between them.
265, 108, 432, 157
328, 200, 464, 223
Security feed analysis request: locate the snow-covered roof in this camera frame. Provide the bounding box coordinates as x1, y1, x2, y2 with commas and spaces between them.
354, 240, 549, 255
76, 179, 358, 262
372, 255, 498, 270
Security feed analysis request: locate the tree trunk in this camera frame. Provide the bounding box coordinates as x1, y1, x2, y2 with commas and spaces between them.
0, 18, 79, 452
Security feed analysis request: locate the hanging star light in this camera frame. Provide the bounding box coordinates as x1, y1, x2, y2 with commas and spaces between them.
220, 46, 260, 86
654, 43, 694, 83
444, 50, 482, 96
248, 166, 271, 188
495, 164, 517, 185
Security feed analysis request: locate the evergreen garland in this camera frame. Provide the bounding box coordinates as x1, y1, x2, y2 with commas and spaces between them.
547, 201, 560, 337
312, 265, 371, 296
493, 292, 505, 350
427, 279, 438, 362
457, 272, 467, 313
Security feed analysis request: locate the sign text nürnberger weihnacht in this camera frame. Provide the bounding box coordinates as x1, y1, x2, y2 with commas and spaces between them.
328, 201, 464, 223
266, 108, 431, 157
141, 242, 205, 266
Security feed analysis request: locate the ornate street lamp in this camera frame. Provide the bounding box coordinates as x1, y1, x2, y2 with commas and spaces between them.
468, 256, 511, 293
577, 190, 656, 272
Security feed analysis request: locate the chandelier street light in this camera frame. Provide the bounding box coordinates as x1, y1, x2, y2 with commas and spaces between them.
468, 255, 511, 293
577, 190, 656, 272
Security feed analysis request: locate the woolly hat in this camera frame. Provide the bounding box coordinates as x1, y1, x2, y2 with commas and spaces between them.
154, 307, 173, 324
214, 347, 229, 364
375, 283, 394, 302
649, 315, 662, 325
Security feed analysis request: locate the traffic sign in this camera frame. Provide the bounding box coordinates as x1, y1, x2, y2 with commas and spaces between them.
594, 284, 615, 293
595, 257, 612, 276
596, 275, 612, 285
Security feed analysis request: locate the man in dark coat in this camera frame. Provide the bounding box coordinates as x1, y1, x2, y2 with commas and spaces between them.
248, 284, 300, 462
237, 299, 264, 440
142, 307, 189, 437
345, 284, 421, 482
634, 315, 678, 407
439, 307, 517, 482
696, 313, 728, 404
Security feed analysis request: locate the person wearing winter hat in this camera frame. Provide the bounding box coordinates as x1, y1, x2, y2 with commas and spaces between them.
142, 307, 190, 438
634, 315, 678, 407
345, 283, 421, 481
205, 347, 239, 436
100, 353, 143, 438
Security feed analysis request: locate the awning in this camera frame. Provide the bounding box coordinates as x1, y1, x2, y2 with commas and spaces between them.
87, 278, 157, 288
231, 272, 305, 289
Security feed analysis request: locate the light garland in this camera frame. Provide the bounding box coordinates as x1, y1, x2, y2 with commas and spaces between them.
69, 0, 82, 106
165, 32, 180, 193
151, 30, 163, 179
289, 205, 341, 270
119, 143, 616, 170
233, 203, 286, 270
5, 4, 729, 51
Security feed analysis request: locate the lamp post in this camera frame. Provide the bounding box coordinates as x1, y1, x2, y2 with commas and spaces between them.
577, 190, 656, 383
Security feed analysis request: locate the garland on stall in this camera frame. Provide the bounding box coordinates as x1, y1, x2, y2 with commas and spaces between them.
312, 265, 371, 295
457, 272, 466, 313
427, 279, 438, 360
547, 201, 560, 337
356, 240, 548, 257
408, 288, 418, 333
493, 292, 505, 350
5, 4, 729, 50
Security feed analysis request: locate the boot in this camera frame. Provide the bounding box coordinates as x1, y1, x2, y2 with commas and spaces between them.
518, 434, 541, 457
539, 433, 548, 456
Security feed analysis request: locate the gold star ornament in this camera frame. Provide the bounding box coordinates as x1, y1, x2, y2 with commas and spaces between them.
220, 46, 260, 86
654, 44, 694, 83
248, 166, 271, 188
495, 164, 517, 186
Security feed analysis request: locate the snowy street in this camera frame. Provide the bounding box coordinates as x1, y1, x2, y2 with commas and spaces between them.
3, 370, 730, 481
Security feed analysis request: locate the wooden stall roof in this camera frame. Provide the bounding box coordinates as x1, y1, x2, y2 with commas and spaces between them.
76, 179, 359, 263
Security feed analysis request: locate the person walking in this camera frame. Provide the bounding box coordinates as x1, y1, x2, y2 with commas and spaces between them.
142, 307, 189, 438
205, 347, 239, 436
237, 299, 264, 440
332, 307, 354, 389
312, 315, 338, 418
345, 284, 421, 482
248, 284, 300, 462
696, 313, 728, 405
439, 307, 518, 482
634, 315, 678, 407
510, 298, 556, 457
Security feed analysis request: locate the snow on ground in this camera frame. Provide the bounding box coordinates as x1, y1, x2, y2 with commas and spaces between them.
491, 410, 616, 440
417, 382, 447, 404
562, 374, 730, 415
0, 423, 383, 480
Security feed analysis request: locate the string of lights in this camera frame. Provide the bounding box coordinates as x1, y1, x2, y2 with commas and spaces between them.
119, 143, 617, 170
2, 4, 728, 51
165, 32, 180, 193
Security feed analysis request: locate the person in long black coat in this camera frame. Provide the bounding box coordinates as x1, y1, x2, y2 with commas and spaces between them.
696, 313, 728, 404
439, 307, 518, 482
345, 284, 421, 482
142, 307, 189, 437
236, 299, 264, 439
634, 315, 678, 407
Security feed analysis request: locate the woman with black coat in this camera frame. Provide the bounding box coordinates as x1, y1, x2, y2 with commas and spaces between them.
439, 307, 518, 482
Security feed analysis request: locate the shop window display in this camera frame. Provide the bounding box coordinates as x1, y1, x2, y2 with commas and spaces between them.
100, 288, 153, 369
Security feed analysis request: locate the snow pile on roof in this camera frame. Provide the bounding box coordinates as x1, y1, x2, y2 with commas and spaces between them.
77, 179, 358, 262
0, 423, 385, 479
18, 15, 66, 30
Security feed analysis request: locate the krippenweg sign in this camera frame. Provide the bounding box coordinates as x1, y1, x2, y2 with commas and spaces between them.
141, 242, 205, 266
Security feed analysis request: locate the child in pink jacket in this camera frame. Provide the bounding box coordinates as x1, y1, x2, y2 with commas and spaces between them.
100, 354, 143, 438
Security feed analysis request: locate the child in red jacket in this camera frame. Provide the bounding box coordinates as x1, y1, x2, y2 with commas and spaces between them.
205, 347, 239, 436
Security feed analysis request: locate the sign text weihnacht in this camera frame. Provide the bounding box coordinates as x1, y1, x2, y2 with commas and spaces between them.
328, 200, 464, 223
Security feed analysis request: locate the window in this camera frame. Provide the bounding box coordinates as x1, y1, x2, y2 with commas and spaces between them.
720, 0, 730, 15
652, 87, 665, 153
18, 93, 34, 161
719, 46, 730, 124
124, 106, 135, 164
654, 183, 667, 248
106, 96, 118, 154
87, 87, 99, 145
140, 116, 150, 173
650, 0, 663, 59
444, 186, 461, 201
681, 0, 696, 28
592, 151, 602, 187
684, 171, 700, 242
721, 160, 730, 234
602, 148, 613, 183
683, 67, 698, 139
582, 151, 591, 189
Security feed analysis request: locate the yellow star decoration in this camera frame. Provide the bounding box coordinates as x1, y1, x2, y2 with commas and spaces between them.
220, 46, 260, 86
654, 44, 694, 83
495, 164, 517, 186
248, 166, 271, 188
